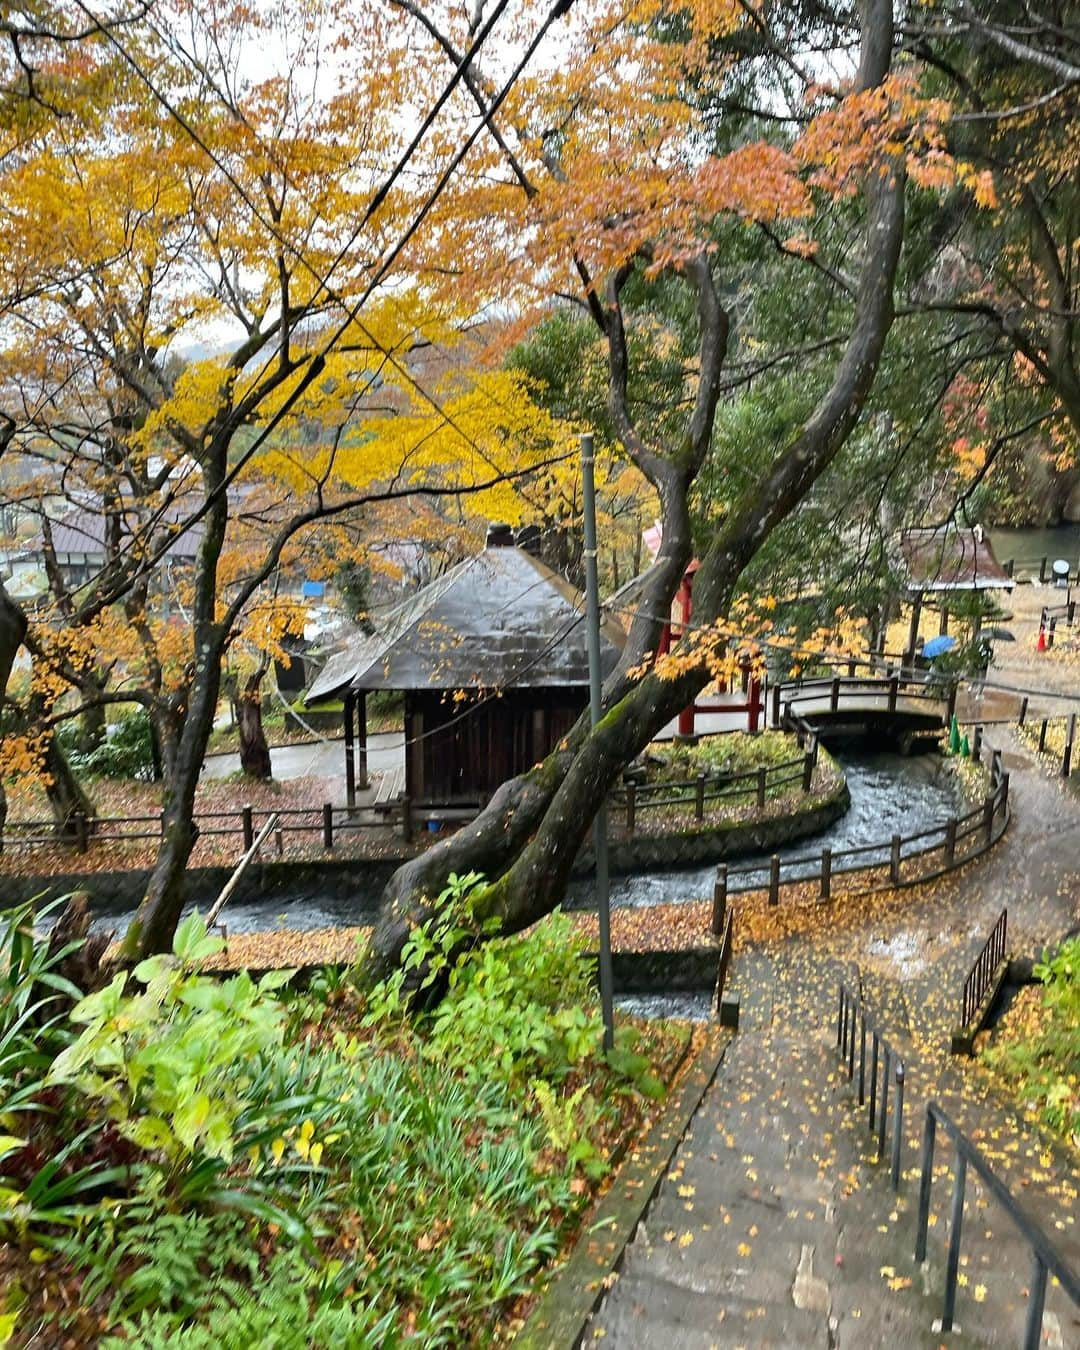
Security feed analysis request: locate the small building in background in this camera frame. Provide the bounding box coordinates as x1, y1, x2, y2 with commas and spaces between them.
305, 524, 625, 805
896, 524, 1014, 663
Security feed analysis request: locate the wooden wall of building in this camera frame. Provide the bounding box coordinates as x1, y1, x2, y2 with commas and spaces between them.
405, 689, 587, 804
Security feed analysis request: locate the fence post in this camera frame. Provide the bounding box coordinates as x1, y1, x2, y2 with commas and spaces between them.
695, 772, 706, 821
275, 827, 284, 858
1039, 555, 1047, 583
971, 725, 982, 763
1005, 557, 1014, 578
768, 854, 780, 905
945, 680, 957, 727
942, 1153, 968, 1332
802, 752, 813, 792
711, 865, 727, 936
75, 811, 89, 854
1064, 713, 1076, 777
914, 1109, 936, 1263
756, 765, 767, 808
982, 794, 995, 845
399, 793, 413, 843
891, 1064, 905, 1190
625, 781, 636, 834
830, 676, 840, 711
771, 683, 781, 727
819, 847, 832, 901
1038, 718, 1048, 753
322, 803, 333, 850
944, 817, 957, 868
1048, 617, 1057, 649
242, 804, 254, 851
1018, 695, 1028, 726
888, 675, 898, 713
890, 833, 901, 885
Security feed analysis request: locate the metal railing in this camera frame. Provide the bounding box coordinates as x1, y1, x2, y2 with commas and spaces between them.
915, 1101, 1080, 1346
713, 904, 734, 1016
836, 981, 906, 1189
961, 907, 1008, 1028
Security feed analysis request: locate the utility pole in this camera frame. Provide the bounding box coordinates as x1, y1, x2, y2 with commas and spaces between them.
581, 432, 615, 1052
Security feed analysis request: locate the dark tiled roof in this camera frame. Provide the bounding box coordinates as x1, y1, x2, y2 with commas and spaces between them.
899, 526, 1013, 592
44, 507, 200, 560
306, 546, 625, 701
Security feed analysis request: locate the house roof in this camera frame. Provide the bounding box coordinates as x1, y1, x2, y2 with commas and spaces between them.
899, 525, 1014, 593
306, 543, 626, 701
44, 506, 201, 561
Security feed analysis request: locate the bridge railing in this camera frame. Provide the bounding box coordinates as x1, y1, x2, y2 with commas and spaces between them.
915, 1100, 1080, 1346
772, 672, 953, 732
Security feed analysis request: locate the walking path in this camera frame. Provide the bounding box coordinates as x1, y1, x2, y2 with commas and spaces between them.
591, 728, 1080, 1347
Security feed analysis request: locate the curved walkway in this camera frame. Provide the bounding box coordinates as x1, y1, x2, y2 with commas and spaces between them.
592, 728, 1080, 1347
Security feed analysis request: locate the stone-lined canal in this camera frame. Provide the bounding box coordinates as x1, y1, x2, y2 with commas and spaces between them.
86, 744, 967, 939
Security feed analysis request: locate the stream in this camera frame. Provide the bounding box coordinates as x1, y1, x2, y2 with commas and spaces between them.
89, 743, 967, 942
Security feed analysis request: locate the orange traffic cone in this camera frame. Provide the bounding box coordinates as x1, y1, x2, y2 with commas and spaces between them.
1037, 627, 1046, 652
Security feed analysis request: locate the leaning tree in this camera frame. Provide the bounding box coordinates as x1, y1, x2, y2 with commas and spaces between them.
366, 0, 926, 977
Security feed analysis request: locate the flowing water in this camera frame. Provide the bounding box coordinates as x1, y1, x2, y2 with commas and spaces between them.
88, 745, 966, 939
565, 744, 966, 913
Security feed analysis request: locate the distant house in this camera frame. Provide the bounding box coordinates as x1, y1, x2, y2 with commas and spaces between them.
896, 524, 1014, 662
306, 524, 625, 805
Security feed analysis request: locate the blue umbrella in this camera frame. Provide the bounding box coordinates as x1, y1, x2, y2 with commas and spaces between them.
922, 634, 957, 658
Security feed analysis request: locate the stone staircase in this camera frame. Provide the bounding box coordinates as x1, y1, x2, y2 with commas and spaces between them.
589, 957, 1079, 1348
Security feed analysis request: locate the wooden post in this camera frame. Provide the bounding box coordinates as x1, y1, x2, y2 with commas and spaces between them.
242, 804, 254, 851
905, 591, 923, 669
399, 793, 412, 843
275, 827, 284, 858
890, 833, 901, 885
830, 676, 840, 712
802, 752, 813, 792
944, 817, 957, 868
945, 680, 957, 727
1064, 713, 1076, 778
75, 811, 89, 854
971, 725, 982, 763
768, 854, 780, 905
1018, 695, 1028, 726
322, 803, 333, 850
983, 794, 995, 844
888, 675, 899, 713
757, 765, 767, 808
1038, 718, 1048, 753
747, 675, 762, 732
820, 847, 832, 901
343, 690, 356, 808
771, 682, 781, 728
1039, 555, 1047, 583
1048, 617, 1057, 649
695, 772, 706, 821
711, 866, 727, 936
355, 690, 368, 790
625, 780, 636, 834
1004, 558, 1014, 578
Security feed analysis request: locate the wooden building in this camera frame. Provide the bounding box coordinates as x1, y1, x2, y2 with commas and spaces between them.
897, 524, 1014, 664
305, 526, 625, 805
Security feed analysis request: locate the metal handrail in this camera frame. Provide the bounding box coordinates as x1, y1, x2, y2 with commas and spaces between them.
915, 1100, 1080, 1346
713, 905, 734, 1015
837, 981, 906, 1188
961, 907, 1008, 1027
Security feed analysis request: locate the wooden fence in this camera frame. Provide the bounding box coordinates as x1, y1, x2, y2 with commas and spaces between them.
708, 731, 1010, 908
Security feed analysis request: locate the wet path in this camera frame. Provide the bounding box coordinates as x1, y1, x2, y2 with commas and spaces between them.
592, 728, 1080, 1346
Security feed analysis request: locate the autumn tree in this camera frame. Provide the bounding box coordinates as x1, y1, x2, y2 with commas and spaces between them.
366, 0, 919, 979
0, 0, 582, 954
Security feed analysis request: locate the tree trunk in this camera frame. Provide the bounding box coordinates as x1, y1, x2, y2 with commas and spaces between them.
236, 666, 272, 780
367, 0, 903, 987
44, 733, 95, 839
76, 697, 107, 755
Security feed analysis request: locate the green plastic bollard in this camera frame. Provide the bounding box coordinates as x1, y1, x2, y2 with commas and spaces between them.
960, 733, 970, 758
949, 714, 961, 755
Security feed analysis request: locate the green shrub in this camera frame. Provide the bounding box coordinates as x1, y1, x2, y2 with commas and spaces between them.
64, 708, 157, 780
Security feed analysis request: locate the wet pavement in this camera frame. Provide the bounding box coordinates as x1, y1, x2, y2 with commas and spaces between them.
591, 727, 1080, 1347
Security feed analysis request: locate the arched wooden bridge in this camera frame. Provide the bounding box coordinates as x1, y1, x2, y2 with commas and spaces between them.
770, 673, 953, 743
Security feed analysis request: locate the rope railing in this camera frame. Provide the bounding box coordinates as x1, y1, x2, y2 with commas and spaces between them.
915, 1101, 1080, 1346
836, 980, 906, 1189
